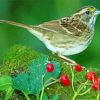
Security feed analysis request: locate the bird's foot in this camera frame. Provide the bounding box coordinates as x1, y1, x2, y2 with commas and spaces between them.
57, 54, 77, 66
64, 62, 76, 66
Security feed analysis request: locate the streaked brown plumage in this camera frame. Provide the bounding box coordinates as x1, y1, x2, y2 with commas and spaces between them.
0, 6, 100, 64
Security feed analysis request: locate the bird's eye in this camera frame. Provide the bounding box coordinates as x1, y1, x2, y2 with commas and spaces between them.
86, 11, 90, 14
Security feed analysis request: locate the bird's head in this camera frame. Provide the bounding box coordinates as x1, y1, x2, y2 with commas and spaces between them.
73, 6, 100, 25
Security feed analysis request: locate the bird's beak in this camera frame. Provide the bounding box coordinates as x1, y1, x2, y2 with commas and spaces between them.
94, 10, 100, 15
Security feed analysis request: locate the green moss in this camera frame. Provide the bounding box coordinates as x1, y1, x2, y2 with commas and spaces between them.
0, 45, 40, 76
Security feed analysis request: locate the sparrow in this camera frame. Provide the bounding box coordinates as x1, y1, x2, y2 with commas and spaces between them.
0, 6, 100, 65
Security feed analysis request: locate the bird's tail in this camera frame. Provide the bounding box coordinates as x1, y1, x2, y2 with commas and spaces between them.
0, 20, 33, 30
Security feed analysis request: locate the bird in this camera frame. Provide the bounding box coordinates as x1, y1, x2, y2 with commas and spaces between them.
0, 6, 100, 65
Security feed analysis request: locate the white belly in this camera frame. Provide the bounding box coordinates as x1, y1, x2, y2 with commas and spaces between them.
42, 37, 90, 56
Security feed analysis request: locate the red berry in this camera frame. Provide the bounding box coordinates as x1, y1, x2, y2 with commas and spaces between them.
92, 79, 99, 91
92, 83, 99, 91
46, 63, 54, 72
75, 64, 82, 72
86, 71, 97, 81
60, 74, 70, 86
93, 78, 99, 84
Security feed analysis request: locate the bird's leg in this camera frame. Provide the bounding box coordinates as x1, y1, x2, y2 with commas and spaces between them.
58, 54, 77, 65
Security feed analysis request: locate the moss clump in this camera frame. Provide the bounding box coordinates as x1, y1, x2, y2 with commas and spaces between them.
0, 45, 40, 76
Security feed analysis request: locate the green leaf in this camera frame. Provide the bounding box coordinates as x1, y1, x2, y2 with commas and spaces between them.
44, 61, 61, 84
52, 93, 59, 100
42, 92, 48, 100
12, 54, 61, 95
12, 72, 30, 93
4, 87, 14, 100
28, 55, 61, 95
0, 75, 12, 91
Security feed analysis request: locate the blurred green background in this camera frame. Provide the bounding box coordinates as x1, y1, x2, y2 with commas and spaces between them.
0, 0, 100, 68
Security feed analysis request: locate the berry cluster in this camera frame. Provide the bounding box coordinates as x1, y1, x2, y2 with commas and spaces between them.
45, 63, 100, 100
46, 63, 71, 86
86, 71, 99, 91
46, 63, 83, 87
46, 63, 100, 91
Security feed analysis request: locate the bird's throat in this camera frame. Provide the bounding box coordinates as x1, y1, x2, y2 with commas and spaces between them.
89, 16, 97, 27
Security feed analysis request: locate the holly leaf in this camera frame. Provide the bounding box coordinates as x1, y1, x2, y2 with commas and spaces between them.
12, 55, 61, 95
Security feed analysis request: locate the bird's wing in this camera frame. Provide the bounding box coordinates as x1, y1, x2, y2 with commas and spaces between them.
33, 17, 87, 37
33, 20, 67, 35
59, 17, 87, 36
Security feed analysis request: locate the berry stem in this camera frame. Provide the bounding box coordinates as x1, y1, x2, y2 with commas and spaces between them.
22, 91, 30, 100
36, 95, 39, 100
40, 75, 45, 100
45, 79, 60, 87
40, 72, 59, 100
40, 87, 45, 100
72, 80, 88, 100
97, 91, 100, 100
44, 77, 56, 85
72, 92, 78, 100
78, 87, 91, 95
70, 66, 75, 93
